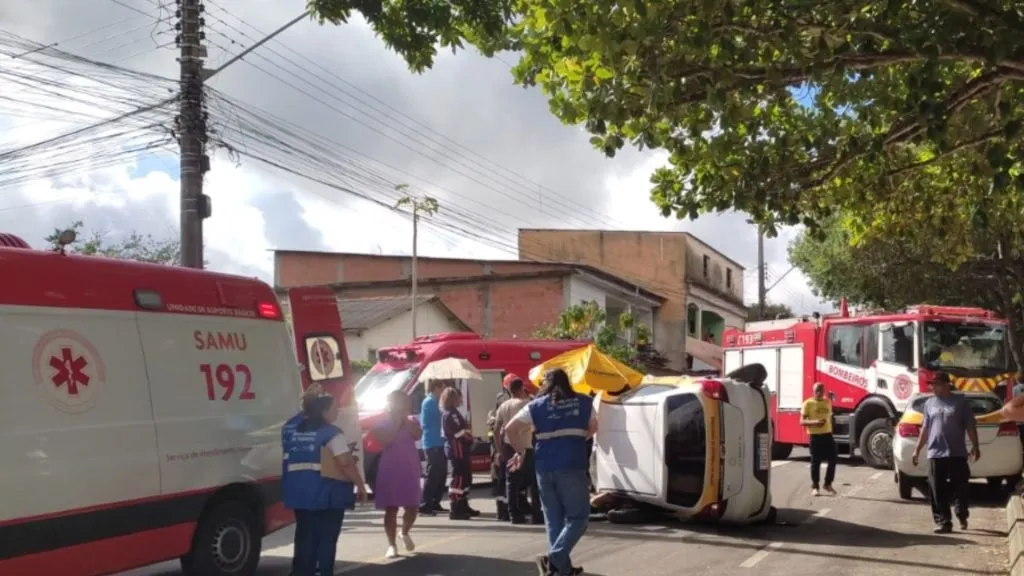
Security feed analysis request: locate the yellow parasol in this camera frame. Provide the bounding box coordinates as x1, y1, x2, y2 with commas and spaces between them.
528, 344, 645, 397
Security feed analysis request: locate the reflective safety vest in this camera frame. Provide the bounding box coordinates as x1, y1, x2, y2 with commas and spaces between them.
529, 394, 592, 474
281, 414, 355, 511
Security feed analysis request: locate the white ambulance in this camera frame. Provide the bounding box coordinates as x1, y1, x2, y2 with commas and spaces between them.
0, 233, 354, 576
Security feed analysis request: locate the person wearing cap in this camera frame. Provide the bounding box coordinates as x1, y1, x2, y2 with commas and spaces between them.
912, 372, 979, 533
494, 374, 543, 524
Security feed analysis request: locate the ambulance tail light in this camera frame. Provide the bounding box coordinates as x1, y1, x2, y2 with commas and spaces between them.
695, 500, 727, 521
258, 301, 280, 319
701, 380, 729, 403
998, 422, 1018, 437
897, 423, 921, 438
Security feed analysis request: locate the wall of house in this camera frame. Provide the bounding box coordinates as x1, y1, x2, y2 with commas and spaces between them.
346, 303, 464, 363
519, 230, 688, 369
275, 252, 561, 287
683, 235, 745, 303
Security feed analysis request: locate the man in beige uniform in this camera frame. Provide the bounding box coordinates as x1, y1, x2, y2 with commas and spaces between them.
494, 375, 543, 524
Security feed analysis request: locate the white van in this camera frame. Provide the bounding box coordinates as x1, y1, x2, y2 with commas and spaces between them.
0, 237, 352, 576
592, 365, 775, 525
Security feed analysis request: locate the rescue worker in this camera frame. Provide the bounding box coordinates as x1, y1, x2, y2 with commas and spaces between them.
282, 386, 368, 576
441, 387, 479, 520
490, 384, 513, 520
495, 374, 543, 524
505, 369, 595, 576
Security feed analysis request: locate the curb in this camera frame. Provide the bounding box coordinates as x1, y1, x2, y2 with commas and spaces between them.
1007, 495, 1024, 576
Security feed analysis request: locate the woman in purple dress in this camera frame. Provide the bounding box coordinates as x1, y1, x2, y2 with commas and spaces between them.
371, 390, 423, 559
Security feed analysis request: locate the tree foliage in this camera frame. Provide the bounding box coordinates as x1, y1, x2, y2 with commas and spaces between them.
45, 221, 182, 265
789, 215, 1024, 367
533, 300, 665, 370
306, 0, 513, 73
747, 302, 793, 322
491, 0, 1024, 236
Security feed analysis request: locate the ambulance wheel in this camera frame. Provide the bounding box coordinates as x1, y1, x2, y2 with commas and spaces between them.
858, 418, 894, 470
181, 499, 261, 576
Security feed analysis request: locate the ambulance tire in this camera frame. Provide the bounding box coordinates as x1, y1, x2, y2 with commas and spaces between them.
858, 418, 894, 470
181, 499, 262, 576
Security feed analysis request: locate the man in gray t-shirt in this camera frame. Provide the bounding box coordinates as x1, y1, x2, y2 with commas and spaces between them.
912, 373, 979, 533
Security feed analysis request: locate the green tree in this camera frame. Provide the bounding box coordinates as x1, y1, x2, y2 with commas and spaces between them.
45, 220, 182, 265
491, 0, 1024, 235
747, 302, 794, 322
306, 0, 513, 73
534, 300, 665, 370
789, 216, 1024, 367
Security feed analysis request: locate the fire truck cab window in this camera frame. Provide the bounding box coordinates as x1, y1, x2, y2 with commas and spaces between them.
828, 325, 864, 367
881, 324, 915, 367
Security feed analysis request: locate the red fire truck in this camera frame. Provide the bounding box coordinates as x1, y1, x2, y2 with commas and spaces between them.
722, 304, 1013, 469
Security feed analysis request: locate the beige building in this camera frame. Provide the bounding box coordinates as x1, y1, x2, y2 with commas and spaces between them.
518, 229, 747, 371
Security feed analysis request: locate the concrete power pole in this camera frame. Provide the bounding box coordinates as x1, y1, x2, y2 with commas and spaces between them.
757, 226, 766, 320
395, 190, 439, 339
177, 0, 211, 268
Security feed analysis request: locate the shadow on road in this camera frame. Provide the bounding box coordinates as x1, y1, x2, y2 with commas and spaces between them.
345, 553, 606, 576
847, 481, 1011, 510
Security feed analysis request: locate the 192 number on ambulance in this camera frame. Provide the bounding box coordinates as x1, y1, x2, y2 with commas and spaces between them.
201, 363, 255, 401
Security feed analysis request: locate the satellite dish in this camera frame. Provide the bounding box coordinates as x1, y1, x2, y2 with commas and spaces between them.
57, 229, 77, 246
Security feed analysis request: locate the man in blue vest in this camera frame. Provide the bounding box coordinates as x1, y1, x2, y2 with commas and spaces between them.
505, 369, 596, 576
283, 389, 367, 576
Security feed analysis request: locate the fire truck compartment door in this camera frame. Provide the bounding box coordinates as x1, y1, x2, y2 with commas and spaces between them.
777, 346, 804, 410
738, 348, 778, 394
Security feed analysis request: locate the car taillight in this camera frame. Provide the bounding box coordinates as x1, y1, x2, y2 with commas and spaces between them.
897, 423, 921, 437
695, 500, 727, 520
998, 422, 1018, 437
701, 380, 729, 402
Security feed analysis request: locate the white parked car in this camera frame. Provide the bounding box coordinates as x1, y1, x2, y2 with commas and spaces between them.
892, 392, 1022, 499
591, 365, 775, 525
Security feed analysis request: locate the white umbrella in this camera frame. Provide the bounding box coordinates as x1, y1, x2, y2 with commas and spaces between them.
418, 357, 482, 382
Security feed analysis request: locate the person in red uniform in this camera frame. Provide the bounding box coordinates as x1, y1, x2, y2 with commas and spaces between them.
441, 387, 480, 520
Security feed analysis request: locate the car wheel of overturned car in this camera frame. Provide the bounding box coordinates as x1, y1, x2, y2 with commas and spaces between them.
180, 499, 261, 576
858, 418, 894, 470
771, 442, 793, 460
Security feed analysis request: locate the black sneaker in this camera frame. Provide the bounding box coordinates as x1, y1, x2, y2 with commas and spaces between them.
934, 524, 952, 534
959, 518, 968, 530
511, 516, 528, 525
467, 507, 482, 517
433, 503, 448, 513
418, 505, 437, 516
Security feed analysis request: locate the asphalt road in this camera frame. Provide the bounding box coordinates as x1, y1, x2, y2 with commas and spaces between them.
125, 449, 1010, 576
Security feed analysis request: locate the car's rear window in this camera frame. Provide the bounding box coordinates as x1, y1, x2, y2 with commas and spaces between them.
910, 394, 1002, 415
664, 393, 706, 508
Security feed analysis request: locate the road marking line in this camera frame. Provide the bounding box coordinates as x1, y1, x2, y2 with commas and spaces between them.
845, 485, 864, 497
805, 508, 831, 524
739, 542, 783, 568
771, 460, 791, 468
869, 472, 883, 481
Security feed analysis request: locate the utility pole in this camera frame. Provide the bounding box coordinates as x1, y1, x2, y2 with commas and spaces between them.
395, 189, 439, 339
177, 0, 211, 268
757, 225, 766, 320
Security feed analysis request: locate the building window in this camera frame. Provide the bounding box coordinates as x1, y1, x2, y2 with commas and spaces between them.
726, 269, 733, 289
702, 255, 710, 278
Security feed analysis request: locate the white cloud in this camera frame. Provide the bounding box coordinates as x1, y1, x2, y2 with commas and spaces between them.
1, 0, 831, 318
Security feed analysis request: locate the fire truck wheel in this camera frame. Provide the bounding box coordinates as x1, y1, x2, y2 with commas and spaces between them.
771, 443, 793, 460
859, 418, 894, 469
